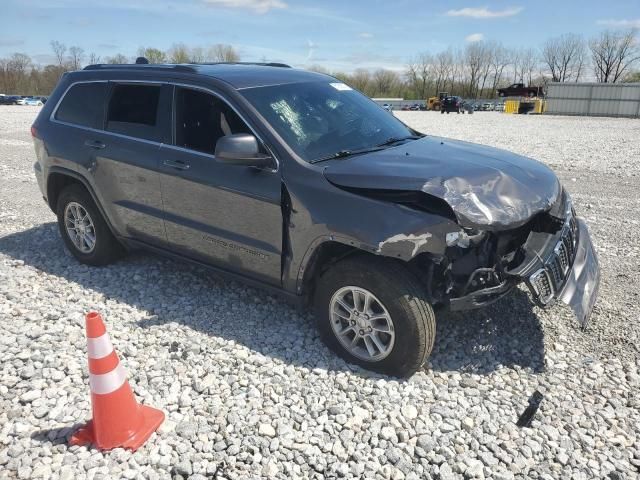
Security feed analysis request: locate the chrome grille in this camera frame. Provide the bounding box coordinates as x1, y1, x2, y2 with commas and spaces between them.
528, 211, 579, 305
530, 269, 553, 304
554, 241, 570, 273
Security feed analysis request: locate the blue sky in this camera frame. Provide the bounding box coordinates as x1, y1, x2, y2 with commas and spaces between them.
1, 0, 639, 71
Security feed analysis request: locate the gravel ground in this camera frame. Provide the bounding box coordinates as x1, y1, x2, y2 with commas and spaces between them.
1, 105, 639, 480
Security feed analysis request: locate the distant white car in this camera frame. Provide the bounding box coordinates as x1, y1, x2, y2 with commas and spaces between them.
482, 102, 494, 111
16, 98, 28, 105
24, 98, 44, 106
382, 103, 393, 112
494, 103, 505, 112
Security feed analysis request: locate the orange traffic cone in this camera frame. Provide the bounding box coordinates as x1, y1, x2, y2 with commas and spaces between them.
70, 311, 164, 451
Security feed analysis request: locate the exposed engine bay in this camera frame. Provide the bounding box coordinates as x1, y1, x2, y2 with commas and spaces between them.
407, 189, 599, 327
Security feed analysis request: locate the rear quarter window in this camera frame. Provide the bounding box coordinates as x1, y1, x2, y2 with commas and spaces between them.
55, 82, 108, 129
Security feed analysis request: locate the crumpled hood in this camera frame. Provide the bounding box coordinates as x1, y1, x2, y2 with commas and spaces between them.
323, 136, 561, 230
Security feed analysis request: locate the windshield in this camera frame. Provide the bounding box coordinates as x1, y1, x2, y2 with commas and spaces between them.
240, 81, 415, 163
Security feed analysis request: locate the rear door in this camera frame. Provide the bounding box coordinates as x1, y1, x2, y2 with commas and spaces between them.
90, 82, 171, 246
158, 85, 282, 285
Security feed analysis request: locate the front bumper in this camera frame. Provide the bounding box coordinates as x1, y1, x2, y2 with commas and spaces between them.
557, 219, 600, 327
525, 217, 600, 328
449, 214, 600, 329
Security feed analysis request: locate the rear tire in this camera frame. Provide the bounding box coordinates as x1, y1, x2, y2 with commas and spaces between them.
56, 184, 124, 266
314, 256, 436, 377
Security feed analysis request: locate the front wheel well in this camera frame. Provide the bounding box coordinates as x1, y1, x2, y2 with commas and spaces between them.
300, 242, 436, 303
300, 242, 367, 300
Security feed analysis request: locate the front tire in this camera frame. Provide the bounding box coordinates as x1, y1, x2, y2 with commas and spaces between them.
56, 184, 124, 266
314, 256, 436, 377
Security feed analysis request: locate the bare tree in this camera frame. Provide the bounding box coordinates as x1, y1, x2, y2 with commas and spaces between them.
206, 44, 240, 62
510, 48, 521, 83
589, 29, 640, 83
88, 52, 100, 65
169, 43, 191, 63
348, 68, 371, 94
448, 49, 465, 96
190, 46, 206, 63
516, 47, 539, 85
1, 53, 32, 92
490, 44, 511, 95
477, 42, 496, 97
50, 41, 67, 67
465, 42, 489, 98
106, 53, 129, 64
434, 49, 453, 94
137, 47, 166, 64
68, 46, 84, 70
372, 69, 399, 96
541, 33, 587, 82
406, 53, 433, 99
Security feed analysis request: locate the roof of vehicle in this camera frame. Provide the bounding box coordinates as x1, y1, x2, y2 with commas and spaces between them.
81, 62, 332, 89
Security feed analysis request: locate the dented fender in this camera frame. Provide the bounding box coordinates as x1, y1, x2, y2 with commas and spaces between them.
285, 174, 461, 293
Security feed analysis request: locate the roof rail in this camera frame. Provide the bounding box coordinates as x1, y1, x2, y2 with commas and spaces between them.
194, 62, 292, 68
83, 62, 291, 71
83, 64, 198, 72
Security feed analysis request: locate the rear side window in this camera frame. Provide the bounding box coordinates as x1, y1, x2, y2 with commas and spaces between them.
106, 84, 161, 141
55, 82, 108, 129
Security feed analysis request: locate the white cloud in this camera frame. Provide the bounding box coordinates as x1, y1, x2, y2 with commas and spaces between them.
597, 19, 640, 28
446, 6, 523, 18
359, 32, 374, 39
201, 0, 287, 14
465, 33, 485, 42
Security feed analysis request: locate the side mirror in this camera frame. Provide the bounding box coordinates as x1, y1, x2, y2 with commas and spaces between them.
214, 134, 273, 168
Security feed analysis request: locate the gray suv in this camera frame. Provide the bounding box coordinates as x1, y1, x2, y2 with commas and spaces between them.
32, 62, 600, 376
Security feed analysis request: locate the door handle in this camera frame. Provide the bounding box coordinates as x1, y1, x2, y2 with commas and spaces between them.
163, 159, 190, 170
84, 140, 106, 150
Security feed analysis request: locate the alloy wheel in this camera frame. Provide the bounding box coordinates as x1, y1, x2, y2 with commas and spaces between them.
329, 286, 395, 362
64, 202, 96, 253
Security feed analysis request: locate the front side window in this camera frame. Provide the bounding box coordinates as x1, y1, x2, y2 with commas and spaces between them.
240, 81, 414, 162
106, 84, 161, 141
55, 82, 108, 129
174, 87, 251, 155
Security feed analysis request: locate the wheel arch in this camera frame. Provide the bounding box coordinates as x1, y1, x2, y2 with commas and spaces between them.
46, 168, 119, 239
298, 239, 370, 300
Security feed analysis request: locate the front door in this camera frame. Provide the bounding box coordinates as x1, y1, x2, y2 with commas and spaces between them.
158, 86, 282, 285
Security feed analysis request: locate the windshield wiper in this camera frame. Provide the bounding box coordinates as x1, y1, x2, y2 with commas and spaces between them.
311, 146, 385, 164
311, 135, 422, 164
376, 135, 421, 147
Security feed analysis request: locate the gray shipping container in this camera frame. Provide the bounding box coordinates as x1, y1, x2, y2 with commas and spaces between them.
546, 82, 640, 118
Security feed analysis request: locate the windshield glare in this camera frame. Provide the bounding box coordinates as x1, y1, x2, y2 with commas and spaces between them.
240, 81, 414, 162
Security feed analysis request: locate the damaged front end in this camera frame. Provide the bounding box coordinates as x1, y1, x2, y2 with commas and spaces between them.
417, 191, 600, 328
321, 136, 600, 327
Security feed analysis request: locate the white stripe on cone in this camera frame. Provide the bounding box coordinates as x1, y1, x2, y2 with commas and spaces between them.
89, 363, 128, 395
87, 333, 114, 359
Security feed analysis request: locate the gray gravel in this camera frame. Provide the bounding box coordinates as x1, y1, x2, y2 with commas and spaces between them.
1, 105, 639, 479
